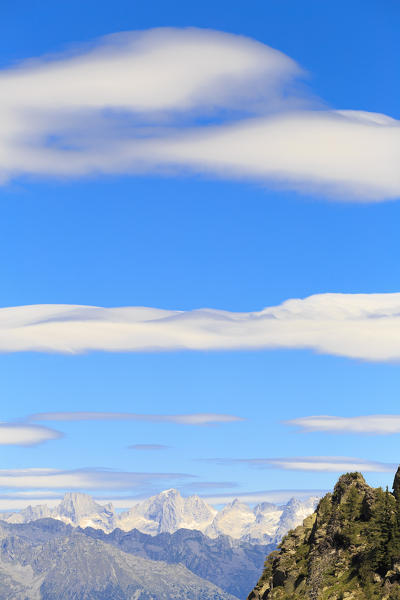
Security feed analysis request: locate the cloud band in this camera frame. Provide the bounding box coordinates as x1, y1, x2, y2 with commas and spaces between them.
212, 456, 395, 473
0, 28, 398, 200
3, 293, 400, 360
286, 415, 400, 435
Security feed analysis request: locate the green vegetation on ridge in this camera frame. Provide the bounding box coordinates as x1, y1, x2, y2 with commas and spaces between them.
248, 467, 400, 600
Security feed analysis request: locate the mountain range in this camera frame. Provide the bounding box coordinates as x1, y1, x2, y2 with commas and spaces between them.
2, 488, 320, 543
0, 518, 271, 599
0, 488, 319, 598
0, 518, 238, 600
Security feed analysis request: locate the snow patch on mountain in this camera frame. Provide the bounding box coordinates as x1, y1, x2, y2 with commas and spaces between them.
0, 489, 320, 543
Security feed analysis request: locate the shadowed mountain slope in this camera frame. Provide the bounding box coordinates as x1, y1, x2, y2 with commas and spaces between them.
84, 524, 275, 598
0, 518, 271, 598
0, 520, 237, 600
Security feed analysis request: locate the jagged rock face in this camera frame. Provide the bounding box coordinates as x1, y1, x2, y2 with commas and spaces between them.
57, 493, 115, 530
248, 471, 400, 600
0, 521, 237, 600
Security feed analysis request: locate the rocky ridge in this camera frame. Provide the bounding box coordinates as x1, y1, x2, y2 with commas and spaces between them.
249, 468, 400, 600
0, 519, 237, 600
0, 518, 272, 598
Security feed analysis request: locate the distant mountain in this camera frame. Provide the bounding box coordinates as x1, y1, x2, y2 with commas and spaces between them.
5, 492, 117, 531
249, 469, 400, 600
84, 524, 274, 598
0, 520, 237, 600
0, 518, 272, 599
1, 488, 320, 543
117, 488, 217, 534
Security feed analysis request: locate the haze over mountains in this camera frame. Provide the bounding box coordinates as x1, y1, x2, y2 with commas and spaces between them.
0, 518, 270, 599
2, 488, 319, 543
0, 519, 238, 600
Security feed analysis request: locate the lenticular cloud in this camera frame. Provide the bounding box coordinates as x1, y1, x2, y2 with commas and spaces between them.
0, 27, 399, 200
2, 293, 400, 360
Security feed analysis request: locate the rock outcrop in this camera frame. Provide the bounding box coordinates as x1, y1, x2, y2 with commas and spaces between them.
248, 470, 400, 600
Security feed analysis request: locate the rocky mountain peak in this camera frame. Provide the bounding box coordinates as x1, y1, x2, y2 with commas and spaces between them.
331, 471, 368, 504
1, 489, 319, 543
227, 498, 252, 511
58, 492, 102, 521
249, 468, 400, 600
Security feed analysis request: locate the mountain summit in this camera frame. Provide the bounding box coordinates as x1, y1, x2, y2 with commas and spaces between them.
249, 468, 400, 600
2, 489, 319, 543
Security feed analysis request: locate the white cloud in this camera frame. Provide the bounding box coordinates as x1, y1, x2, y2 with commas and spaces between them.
0, 28, 299, 179
286, 415, 400, 435
0, 28, 295, 114
0, 27, 398, 200
0, 467, 193, 490
223, 456, 395, 473
201, 489, 325, 505
0, 489, 324, 512
144, 110, 400, 201
4, 294, 400, 360
0, 423, 62, 446
30, 411, 243, 426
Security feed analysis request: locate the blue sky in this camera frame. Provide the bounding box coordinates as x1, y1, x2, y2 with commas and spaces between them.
0, 0, 399, 510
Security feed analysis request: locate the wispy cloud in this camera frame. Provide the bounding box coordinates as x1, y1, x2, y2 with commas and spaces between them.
3, 294, 400, 360
0, 423, 62, 446
201, 489, 325, 505
215, 456, 395, 473
286, 415, 400, 435
0, 488, 324, 512
128, 444, 171, 451
0, 467, 193, 490
0, 28, 398, 200
30, 411, 243, 426
182, 481, 239, 491
140, 110, 400, 201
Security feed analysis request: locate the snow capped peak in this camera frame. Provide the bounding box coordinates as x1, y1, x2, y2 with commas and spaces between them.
118, 488, 216, 534
227, 498, 250, 510
5, 503, 52, 524
54, 492, 116, 530
58, 492, 100, 519
254, 501, 279, 515
0, 490, 321, 543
